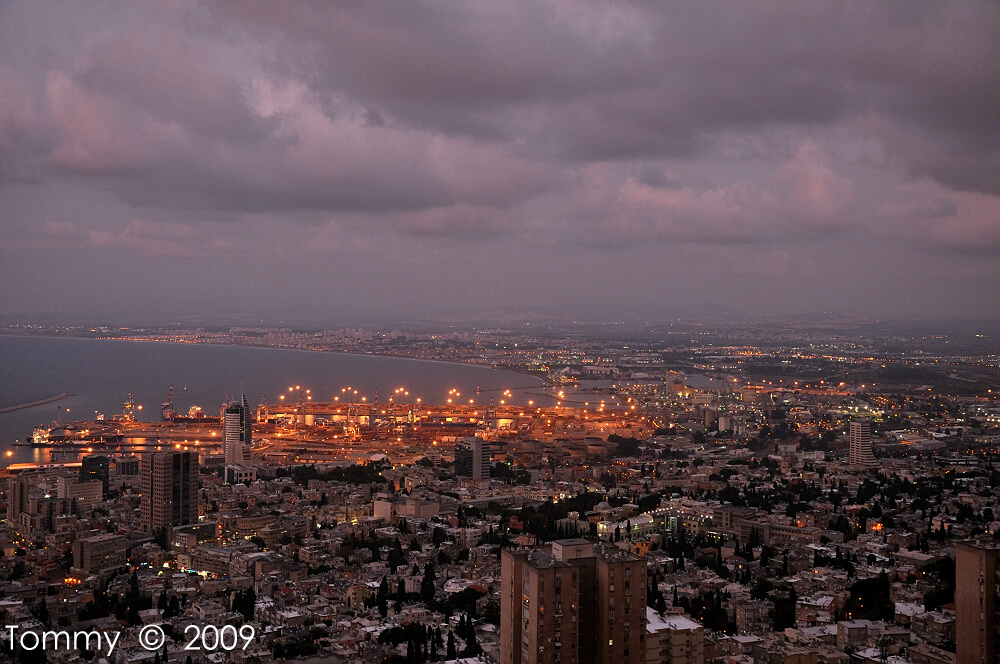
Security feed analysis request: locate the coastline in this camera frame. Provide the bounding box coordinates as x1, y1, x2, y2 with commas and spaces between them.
0, 331, 555, 389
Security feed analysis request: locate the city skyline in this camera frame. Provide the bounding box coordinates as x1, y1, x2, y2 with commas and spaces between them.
0, 2, 998, 324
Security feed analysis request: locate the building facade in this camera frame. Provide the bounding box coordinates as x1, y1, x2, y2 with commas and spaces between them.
645, 608, 704, 664
140, 451, 199, 534
6, 475, 32, 528
56, 476, 103, 512
956, 539, 1000, 664
79, 455, 110, 494
501, 539, 646, 664
224, 394, 252, 465
73, 533, 127, 574
455, 436, 490, 480
849, 419, 875, 467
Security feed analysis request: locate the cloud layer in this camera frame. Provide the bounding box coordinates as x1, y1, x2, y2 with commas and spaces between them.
1, 0, 997, 320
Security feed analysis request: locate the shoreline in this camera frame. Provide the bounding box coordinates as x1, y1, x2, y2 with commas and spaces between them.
0, 332, 555, 389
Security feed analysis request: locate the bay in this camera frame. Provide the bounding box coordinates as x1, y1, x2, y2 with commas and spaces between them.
0, 335, 552, 466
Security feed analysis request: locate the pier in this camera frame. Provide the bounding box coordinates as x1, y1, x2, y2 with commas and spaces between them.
0, 391, 73, 414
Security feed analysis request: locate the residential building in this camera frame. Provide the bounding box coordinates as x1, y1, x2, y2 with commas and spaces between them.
645, 608, 704, 664
501, 538, 646, 664
6, 475, 32, 527
956, 539, 1000, 664
849, 419, 875, 468
140, 451, 199, 534
455, 436, 490, 480
73, 533, 126, 574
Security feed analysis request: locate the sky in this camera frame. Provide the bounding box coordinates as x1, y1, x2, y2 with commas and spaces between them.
0, 1, 998, 325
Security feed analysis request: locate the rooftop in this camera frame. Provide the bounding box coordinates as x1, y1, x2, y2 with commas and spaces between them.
646, 607, 702, 633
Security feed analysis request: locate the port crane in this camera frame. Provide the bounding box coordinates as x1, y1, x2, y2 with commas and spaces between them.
161, 385, 175, 421
121, 393, 137, 421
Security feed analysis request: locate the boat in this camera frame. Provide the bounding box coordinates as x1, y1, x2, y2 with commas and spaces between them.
31, 427, 51, 446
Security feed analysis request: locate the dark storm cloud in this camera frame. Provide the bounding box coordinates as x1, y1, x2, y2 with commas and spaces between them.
218, 2, 1000, 176
0, 0, 998, 319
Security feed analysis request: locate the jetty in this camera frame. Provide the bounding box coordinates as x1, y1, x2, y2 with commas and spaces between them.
0, 391, 74, 414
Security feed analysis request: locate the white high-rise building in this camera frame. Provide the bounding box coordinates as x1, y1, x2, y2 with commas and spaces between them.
223, 393, 252, 465
849, 419, 875, 467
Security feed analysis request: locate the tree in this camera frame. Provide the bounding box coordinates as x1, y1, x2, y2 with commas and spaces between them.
846, 573, 894, 621
421, 563, 436, 603
165, 595, 181, 619
388, 538, 406, 573
33, 600, 50, 628
377, 576, 389, 617
233, 588, 256, 621
446, 631, 457, 660
772, 586, 797, 631
16, 641, 48, 664
462, 626, 482, 657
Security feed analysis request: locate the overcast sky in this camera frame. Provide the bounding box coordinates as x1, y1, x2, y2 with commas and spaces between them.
1, 1, 997, 324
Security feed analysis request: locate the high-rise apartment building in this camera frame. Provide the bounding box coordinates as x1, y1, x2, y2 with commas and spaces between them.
6, 475, 33, 527
140, 451, 198, 534
849, 419, 875, 467
455, 436, 490, 480
501, 539, 646, 664
956, 539, 1000, 664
